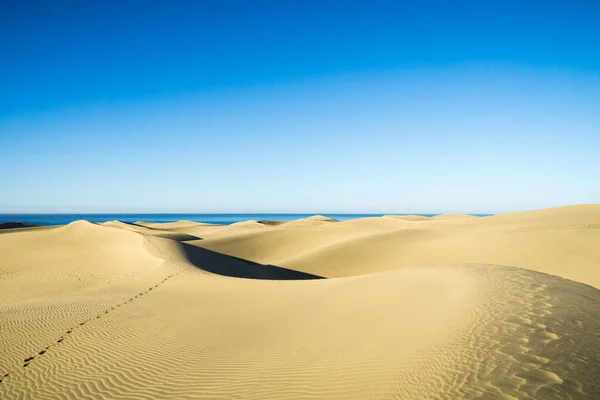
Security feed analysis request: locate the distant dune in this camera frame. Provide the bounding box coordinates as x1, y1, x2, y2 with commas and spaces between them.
1, 205, 600, 399
100, 220, 201, 241
383, 214, 431, 221
134, 220, 218, 230
193, 204, 600, 286
431, 212, 478, 219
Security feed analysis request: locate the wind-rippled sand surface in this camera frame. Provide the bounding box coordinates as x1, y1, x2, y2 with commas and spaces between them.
1, 205, 600, 399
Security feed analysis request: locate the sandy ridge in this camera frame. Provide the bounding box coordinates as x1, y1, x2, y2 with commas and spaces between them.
1, 205, 599, 398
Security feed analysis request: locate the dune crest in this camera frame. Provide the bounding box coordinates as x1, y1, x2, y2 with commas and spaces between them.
192, 204, 600, 286
383, 214, 431, 221
431, 213, 478, 219
1, 205, 599, 398
101, 220, 200, 241
303, 215, 338, 222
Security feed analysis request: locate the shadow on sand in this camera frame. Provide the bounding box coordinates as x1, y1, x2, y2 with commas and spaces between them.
178, 242, 323, 281
0, 222, 39, 230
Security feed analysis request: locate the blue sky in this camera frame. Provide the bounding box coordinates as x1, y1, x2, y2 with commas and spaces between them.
1, 1, 599, 213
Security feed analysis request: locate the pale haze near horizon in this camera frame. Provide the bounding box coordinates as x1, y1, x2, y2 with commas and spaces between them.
1, 2, 599, 214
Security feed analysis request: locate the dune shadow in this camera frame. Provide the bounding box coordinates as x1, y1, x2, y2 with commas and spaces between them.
0, 222, 39, 230
179, 242, 323, 280
257, 220, 287, 226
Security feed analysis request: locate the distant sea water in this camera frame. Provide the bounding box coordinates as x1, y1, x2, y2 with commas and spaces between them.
0, 213, 492, 226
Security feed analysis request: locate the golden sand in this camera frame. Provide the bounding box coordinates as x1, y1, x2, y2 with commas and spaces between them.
1, 205, 599, 399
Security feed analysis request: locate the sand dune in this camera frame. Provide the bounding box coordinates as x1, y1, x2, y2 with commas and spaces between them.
283, 215, 339, 226
431, 213, 478, 219
189, 205, 600, 286
100, 220, 201, 241
383, 214, 431, 221
134, 220, 219, 230
1, 205, 600, 399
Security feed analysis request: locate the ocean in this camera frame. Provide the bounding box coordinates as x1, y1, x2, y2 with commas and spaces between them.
0, 213, 492, 226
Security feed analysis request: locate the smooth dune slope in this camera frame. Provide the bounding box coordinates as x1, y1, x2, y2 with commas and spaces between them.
0, 221, 170, 388
100, 220, 201, 241
187, 204, 600, 287
1, 205, 599, 399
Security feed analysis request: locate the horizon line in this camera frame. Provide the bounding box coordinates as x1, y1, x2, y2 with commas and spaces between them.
0, 212, 495, 215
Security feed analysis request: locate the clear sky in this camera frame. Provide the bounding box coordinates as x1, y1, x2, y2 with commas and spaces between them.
1, 0, 599, 213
